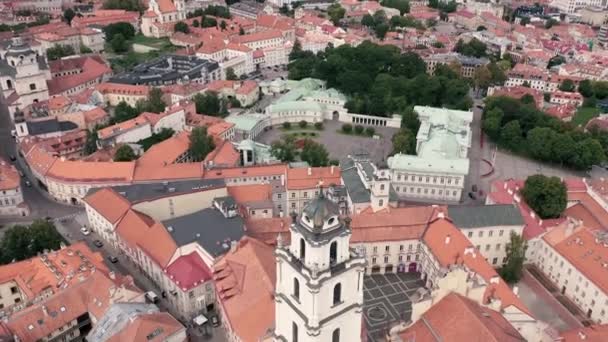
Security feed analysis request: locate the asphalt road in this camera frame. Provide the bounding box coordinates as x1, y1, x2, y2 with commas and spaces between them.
0, 103, 82, 225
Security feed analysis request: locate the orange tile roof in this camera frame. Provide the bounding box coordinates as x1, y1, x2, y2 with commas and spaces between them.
133, 163, 203, 182
204, 164, 286, 179
83, 107, 109, 124
136, 131, 190, 166
47, 159, 135, 183
98, 116, 150, 140
398, 293, 525, 342
0, 159, 21, 191
544, 225, 608, 294
231, 29, 283, 44
22, 142, 58, 177
423, 218, 531, 315
566, 191, 608, 230
286, 166, 341, 190
204, 140, 240, 167
106, 312, 184, 342
564, 203, 602, 230
48, 95, 72, 111
350, 206, 439, 243
96, 82, 150, 96
213, 237, 275, 342
116, 209, 177, 268
207, 121, 234, 138
227, 184, 272, 204
236, 80, 258, 95
560, 324, 608, 342
47, 56, 112, 95
0, 242, 110, 304
158, 0, 177, 13
84, 188, 131, 224
244, 217, 291, 245
196, 38, 226, 54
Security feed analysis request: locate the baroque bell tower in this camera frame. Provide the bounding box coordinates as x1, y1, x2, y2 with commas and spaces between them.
273, 191, 366, 342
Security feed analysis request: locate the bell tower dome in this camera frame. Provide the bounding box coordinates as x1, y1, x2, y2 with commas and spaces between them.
273, 191, 366, 342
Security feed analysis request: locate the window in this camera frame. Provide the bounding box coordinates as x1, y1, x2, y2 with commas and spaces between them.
304, 192, 308, 198
478, 231, 484, 237
400, 245, 404, 251
372, 257, 377, 264
492, 257, 498, 265
384, 256, 389, 263
292, 322, 299, 342
299, 238, 306, 260
10, 286, 18, 294
277, 193, 282, 199
485, 245, 490, 251
496, 244, 501, 250
380, 184, 385, 191
330, 241, 337, 265
333, 283, 342, 305
373, 246, 378, 253
488, 231, 493, 237
499, 230, 504, 237
378, 199, 384, 207
468, 231, 473, 238
293, 278, 300, 301
332, 328, 340, 342
29, 83, 36, 90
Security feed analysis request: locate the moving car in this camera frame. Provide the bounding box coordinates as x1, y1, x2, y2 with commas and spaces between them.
93, 240, 103, 247
9, 155, 16, 162
145, 291, 159, 303
80, 227, 90, 236
107, 255, 118, 263
211, 315, 220, 327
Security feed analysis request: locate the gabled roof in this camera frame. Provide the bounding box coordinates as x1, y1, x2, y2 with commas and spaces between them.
84, 188, 131, 224
448, 204, 524, 229
398, 293, 525, 342
164, 252, 212, 292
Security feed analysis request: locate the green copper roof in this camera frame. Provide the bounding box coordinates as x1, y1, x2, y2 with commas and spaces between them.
226, 114, 266, 131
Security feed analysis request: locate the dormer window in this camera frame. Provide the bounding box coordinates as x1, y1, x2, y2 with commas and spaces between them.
328, 217, 335, 225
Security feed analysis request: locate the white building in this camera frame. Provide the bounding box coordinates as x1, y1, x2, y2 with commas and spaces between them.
388, 106, 473, 203
0, 159, 28, 216
141, 0, 187, 38
273, 193, 366, 342
552, 0, 604, 14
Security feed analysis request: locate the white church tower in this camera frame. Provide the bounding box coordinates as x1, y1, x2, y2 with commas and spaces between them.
273, 191, 366, 342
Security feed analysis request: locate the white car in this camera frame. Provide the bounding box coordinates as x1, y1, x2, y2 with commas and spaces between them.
80, 227, 90, 236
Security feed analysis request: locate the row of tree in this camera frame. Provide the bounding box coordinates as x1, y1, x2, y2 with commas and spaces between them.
288, 42, 473, 116
270, 135, 332, 167
482, 96, 606, 170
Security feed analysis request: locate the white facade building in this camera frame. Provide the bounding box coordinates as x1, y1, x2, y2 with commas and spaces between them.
552, 0, 604, 14
388, 106, 472, 203
273, 193, 366, 342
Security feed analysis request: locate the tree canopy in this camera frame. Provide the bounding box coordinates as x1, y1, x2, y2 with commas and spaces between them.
84, 129, 99, 155
521, 175, 567, 219
174, 21, 189, 33
454, 38, 487, 58
225, 67, 238, 80
300, 140, 330, 167
482, 96, 606, 169
63, 8, 76, 25
381, 0, 410, 15
103, 0, 144, 12
104, 22, 136, 42
288, 42, 472, 117
499, 232, 527, 283
327, 3, 346, 25
189, 127, 215, 161
47, 44, 75, 61
193, 91, 228, 117
114, 144, 137, 161
271, 135, 297, 163
110, 33, 128, 53
0, 220, 64, 265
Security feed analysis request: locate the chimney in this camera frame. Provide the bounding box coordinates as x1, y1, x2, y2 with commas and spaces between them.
437, 212, 445, 219
307, 167, 312, 176
578, 331, 587, 340
42, 305, 48, 316
109, 271, 115, 280
490, 275, 500, 284
513, 286, 519, 296
445, 234, 451, 245
565, 218, 576, 236
330, 165, 335, 174
230, 240, 238, 253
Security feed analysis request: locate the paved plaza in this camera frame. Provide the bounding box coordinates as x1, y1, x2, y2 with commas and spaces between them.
363, 273, 425, 342
256, 120, 398, 165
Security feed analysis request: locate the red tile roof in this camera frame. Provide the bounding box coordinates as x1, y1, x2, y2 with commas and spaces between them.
0, 159, 21, 191
84, 188, 131, 224
286, 166, 341, 190
560, 325, 608, 342
350, 206, 439, 243
164, 252, 212, 292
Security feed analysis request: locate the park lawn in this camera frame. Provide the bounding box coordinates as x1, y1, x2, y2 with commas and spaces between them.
572, 106, 600, 127
131, 34, 173, 49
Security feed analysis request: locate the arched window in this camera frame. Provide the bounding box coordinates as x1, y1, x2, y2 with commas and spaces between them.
332, 328, 340, 342
329, 241, 337, 265
299, 238, 306, 260
292, 322, 299, 342
333, 283, 341, 305
293, 278, 299, 301
380, 184, 385, 191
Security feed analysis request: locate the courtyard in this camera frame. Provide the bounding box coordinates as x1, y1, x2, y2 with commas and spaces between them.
363, 273, 425, 342
256, 120, 399, 165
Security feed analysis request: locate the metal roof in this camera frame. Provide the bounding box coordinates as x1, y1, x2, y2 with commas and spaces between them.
448, 204, 525, 229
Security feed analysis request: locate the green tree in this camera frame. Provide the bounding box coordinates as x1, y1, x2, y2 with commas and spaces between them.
103, 22, 136, 42
454, 38, 487, 58
299, 120, 307, 128
110, 33, 128, 53
193, 92, 224, 116
142, 87, 166, 113
203, 5, 231, 19
63, 8, 76, 25
381, 0, 410, 15
46, 44, 75, 60
84, 130, 99, 155
572, 138, 605, 169
559, 79, 576, 92
578, 79, 594, 98
521, 175, 567, 219
103, 0, 143, 11
270, 135, 297, 162
473, 65, 492, 89
112, 101, 139, 124
498, 232, 527, 283
401, 107, 420, 132
220, 20, 227, 31
239, 26, 245, 35
519, 16, 530, 26
201, 16, 217, 28
225, 67, 238, 80
283, 122, 292, 129
80, 45, 93, 53
174, 21, 190, 33
392, 128, 416, 154
544, 18, 558, 29
365, 127, 375, 136
527, 127, 557, 161
193, 19, 200, 27
327, 3, 346, 25
0, 220, 64, 265
500, 120, 522, 150
374, 23, 389, 40
114, 144, 137, 161
289, 39, 304, 60
593, 81, 608, 99
300, 140, 330, 167
361, 14, 375, 27
482, 107, 504, 140
189, 127, 215, 161
342, 124, 353, 134
354, 125, 364, 134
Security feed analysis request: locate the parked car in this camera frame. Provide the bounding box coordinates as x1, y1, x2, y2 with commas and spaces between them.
80, 227, 90, 236
93, 240, 103, 247
468, 192, 477, 200
145, 291, 159, 303
107, 255, 118, 263
9, 155, 16, 162
25, 180, 31, 187
210, 315, 220, 327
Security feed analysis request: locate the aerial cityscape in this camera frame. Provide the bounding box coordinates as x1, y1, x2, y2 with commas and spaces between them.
0, 0, 607, 341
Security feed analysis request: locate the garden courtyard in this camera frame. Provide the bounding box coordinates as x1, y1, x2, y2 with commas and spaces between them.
255, 120, 399, 165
